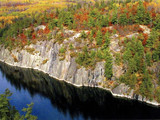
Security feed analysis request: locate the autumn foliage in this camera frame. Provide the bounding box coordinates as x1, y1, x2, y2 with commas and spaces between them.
43, 26, 50, 34
142, 33, 148, 46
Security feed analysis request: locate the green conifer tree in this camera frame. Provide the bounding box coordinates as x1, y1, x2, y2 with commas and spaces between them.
96, 30, 103, 45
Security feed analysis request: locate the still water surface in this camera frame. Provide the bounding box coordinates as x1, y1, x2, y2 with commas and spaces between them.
0, 62, 160, 120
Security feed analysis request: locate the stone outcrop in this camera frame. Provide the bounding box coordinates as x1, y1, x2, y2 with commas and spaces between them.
0, 40, 105, 87
0, 33, 159, 106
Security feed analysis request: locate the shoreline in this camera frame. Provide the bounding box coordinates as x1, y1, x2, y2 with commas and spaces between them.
0, 59, 159, 107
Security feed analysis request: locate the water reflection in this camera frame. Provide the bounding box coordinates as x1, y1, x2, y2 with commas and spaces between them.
0, 62, 160, 119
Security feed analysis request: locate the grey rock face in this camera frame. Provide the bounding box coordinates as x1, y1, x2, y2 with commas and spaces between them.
34, 25, 46, 32
112, 83, 130, 95
0, 40, 105, 87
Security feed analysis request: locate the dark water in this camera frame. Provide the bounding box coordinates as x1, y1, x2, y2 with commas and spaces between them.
0, 62, 160, 119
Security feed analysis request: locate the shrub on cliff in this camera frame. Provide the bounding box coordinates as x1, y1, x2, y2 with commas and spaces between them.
59, 46, 66, 54
80, 31, 87, 39
96, 30, 103, 45
104, 49, 113, 80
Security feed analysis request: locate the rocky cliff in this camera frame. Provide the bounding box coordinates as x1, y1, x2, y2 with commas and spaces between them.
0, 40, 105, 86
0, 31, 159, 106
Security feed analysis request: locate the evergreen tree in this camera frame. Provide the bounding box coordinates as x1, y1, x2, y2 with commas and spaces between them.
80, 31, 87, 39
95, 19, 101, 28
144, 11, 151, 25
134, 53, 141, 71
126, 40, 136, 54
96, 30, 103, 45
128, 58, 137, 73
111, 10, 118, 25
89, 8, 98, 18
130, 74, 137, 88
152, 43, 160, 62
72, 20, 77, 29
57, 18, 63, 30
153, 14, 160, 30
88, 17, 95, 28
104, 31, 110, 48
24, 29, 32, 39
136, 41, 144, 56
135, 1, 146, 24
90, 50, 96, 58
0, 89, 37, 120
146, 52, 152, 66
104, 49, 113, 79
123, 49, 132, 63
119, 13, 128, 25
89, 30, 94, 42
146, 29, 158, 48
100, 15, 109, 27
128, 13, 134, 24
76, 46, 91, 67
64, 12, 73, 26
48, 19, 58, 30
0, 89, 12, 120
48, 21, 54, 30
97, 50, 103, 60
115, 53, 121, 65
22, 103, 37, 120
140, 70, 153, 98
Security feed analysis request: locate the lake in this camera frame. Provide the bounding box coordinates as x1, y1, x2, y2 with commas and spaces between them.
0, 62, 160, 119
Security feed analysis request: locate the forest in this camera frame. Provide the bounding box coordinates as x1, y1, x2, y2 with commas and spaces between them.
0, 0, 160, 105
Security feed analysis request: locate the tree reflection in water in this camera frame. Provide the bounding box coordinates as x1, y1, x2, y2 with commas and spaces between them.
0, 62, 160, 119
